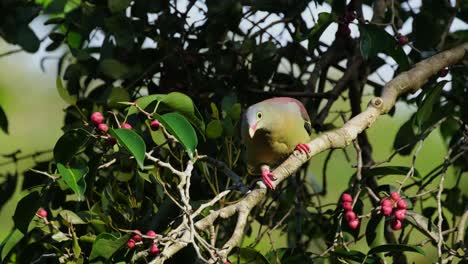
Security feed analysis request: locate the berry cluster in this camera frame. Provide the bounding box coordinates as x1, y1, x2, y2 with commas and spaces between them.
380, 192, 407, 230
335, 11, 356, 38
341, 193, 359, 229
89, 111, 161, 144
126, 230, 160, 255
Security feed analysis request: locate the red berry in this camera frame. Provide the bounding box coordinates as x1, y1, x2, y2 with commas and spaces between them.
36, 208, 48, 218
133, 229, 142, 235
146, 230, 157, 238
391, 219, 403, 230
121, 123, 132, 130
150, 120, 161, 131
381, 198, 393, 208
345, 211, 357, 222
336, 24, 351, 38
107, 136, 117, 145
348, 219, 360, 229
341, 193, 353, 203
394, 209, 407, 220
381, 205, 393, 216
224, 262, 231, 264
438, 67, 449, 77
342, 201, 352, 211
345, 11, 356, 23
132, 234, 142, 242
390, 192, 400, 201
149, 244, 160, 255
91, 112, 104, 125
127, 239, 136, 249
97, 123, 109, 133
397, 34, 409, 46
396, 199, 407, 209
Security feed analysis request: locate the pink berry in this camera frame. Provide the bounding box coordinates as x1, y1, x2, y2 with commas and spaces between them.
381, 198, 393, 208
121, 123, 132, 129
345, 211, 356, 222
107, 136, 117, 145
91, 112, 104, 125
391, 219, 402, 230
394, 209, 407, 220
133, 229, 142, 235
146, 230, 157, 238
348, 219, 360, 229
397, 34, 408, 46
390, 192, 400, 201
150, 120, 161, 131
132, 234, 142, 242
439, 67, 449, 77
342, 201, 352, 211
381, 205, 393, 216
341, 193, 353, 203
127, 239, 136, 249
396, 199, 407, 209
149, 244, 160, 255
224, 262, 231, 264
36, 208, 48, 218
97, 123, 109, 133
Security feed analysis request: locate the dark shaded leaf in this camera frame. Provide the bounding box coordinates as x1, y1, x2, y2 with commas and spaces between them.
229, 247, 270, 264
368, 244, 425, 256
108, 0, 132, 13
109, 128, 146, 169
13, 191, 41, 234
0, 106, 8, 134
414, 81, 448, 130
99, 59, 130, 79
206, 120, 223, 139
53, 129, 89, 164
90, 233, 129, 260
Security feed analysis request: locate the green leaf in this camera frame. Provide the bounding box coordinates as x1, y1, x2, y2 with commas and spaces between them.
99, 59, 130, 79
16, 25, 40, 52
307, 12, 333, 51
57, 163, 88, 201
108, 0, 132, 13
366, 215, 385, 247
229, 247, 270, 264
265, 248, 313, 264
13, 191, 41, 234
59, 210, 87, 224
368, 244, 425, 256
0, 106, 8, 134
154, 112, 198, 158
414, 81, 448, 130
406, 210, 439, 239
67, 31, 82, 49
90, 233, 129, 260
357, 166, 421, 179
206, 120, 223, 139
107, 86, 130, 108
333, 250, 371, 263
109, 128, 146, 169
360, 24, 409, 71
56, 76, 77, 105
1, 229, 24, 261
52, 231, 71, 242
54, 129, 90, 164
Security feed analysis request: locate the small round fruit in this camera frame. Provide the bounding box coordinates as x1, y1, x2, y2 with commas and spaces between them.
342, 201, 353, 211
150, 120, 161, 131
97, 123, 109, 133
390, 192, 400, 201
224, 261, 231, 264
149, 244, 160, 255
397, 34, 409, 46
345, 211, 357, 222
127, 239, 136, 249
146, 230, 157, 238
381, 198, 393, 208
391, 219, 403, 230
396, 199, 407, 209
348, 219, 360, 229
439, 67, 449, 77
336, 24, 351, 38
394, 209, 407, 220
341, 193, 353, 203
36, 208, 48, 218
132, 234, 142, 242
121, 123, 132, 130
107, 136, 117, 145
381, 205, 393, 216
91, 112, 104, 125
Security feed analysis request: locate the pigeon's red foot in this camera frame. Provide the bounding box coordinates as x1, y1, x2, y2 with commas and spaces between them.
261, 167, 276, 189
295, 143, 310, 155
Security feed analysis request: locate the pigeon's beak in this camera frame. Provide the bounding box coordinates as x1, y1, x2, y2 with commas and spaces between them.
249, 123, 257, 138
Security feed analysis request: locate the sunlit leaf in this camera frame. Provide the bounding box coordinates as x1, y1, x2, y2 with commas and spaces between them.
57, 163, 88, 201
56, 76, 77, 105
109, 128, 146, 169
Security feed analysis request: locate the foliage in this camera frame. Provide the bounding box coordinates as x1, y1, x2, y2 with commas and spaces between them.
0, 0, 467, 263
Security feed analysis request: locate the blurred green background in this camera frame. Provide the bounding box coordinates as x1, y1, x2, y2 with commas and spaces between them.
0, 27, 466, 264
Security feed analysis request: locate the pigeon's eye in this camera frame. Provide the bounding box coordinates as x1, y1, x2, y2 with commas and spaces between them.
256, 112, 262, 119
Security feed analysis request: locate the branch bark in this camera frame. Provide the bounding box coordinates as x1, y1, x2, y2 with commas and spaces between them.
151, 43, 468, 263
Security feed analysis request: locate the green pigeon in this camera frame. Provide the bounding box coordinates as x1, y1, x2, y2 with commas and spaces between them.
241, 97, 312, 189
